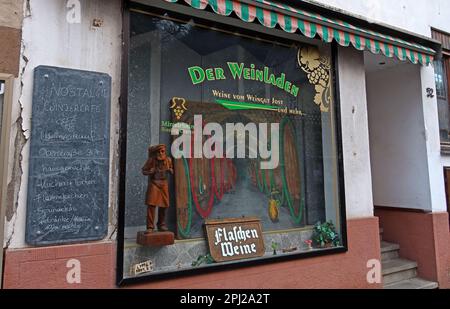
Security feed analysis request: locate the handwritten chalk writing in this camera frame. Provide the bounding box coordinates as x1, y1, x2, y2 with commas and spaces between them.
26, 66, 110, 245
41, 164, 90, 174
40, 130, 96, 143
39, 148, 83, 158
73, 216, 92, 223
56, 116, 77, 132
47, 83, 108, 99
36, 206, 75, 215
86, 149, 104, 157
35, 178, 97, 189
40, 216, 92, 231
34, 192, 89, 203
43, 102, 101, 113
36, 178, 73, 189
39, 216, 71, 225
74, 178, 97, 186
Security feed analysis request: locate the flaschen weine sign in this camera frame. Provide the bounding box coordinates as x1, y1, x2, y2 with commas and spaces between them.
204, 217, 265, 262
25, 66, 111, 246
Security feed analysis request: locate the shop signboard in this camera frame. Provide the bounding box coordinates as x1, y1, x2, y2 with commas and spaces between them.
204, 217, 265, 262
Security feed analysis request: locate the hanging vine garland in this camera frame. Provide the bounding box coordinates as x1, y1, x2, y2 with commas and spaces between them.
190, 156, 215, 219
177, 156, 193, 238
211, 157, 224, 201
263, 168, 271, 195
256, 162, 264, 193
226, 159, 237, 190
232, 161, 237, 185
280, 116, 304, 224
249, 161, 257, 188
189, 132, 215, 219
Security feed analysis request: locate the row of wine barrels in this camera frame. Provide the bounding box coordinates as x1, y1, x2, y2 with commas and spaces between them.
175, 155, 237, 238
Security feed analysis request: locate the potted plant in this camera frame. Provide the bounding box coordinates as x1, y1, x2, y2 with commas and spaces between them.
312, 221, 341, 248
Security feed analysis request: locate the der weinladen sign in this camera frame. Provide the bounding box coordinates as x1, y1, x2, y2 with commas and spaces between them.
204, 217, 265, 262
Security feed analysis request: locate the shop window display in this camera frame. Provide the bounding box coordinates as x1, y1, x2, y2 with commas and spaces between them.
118, 8, 346, 282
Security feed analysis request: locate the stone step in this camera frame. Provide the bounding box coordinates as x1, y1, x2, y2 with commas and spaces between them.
382, 258, 418, 285
384, 277, 439, 289
381, 241, 400, 261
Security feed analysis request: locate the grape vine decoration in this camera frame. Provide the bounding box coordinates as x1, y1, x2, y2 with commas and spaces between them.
297, 46, 332, 113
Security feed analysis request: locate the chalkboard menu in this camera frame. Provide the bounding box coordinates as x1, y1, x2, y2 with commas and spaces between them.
26, 66, 111, 246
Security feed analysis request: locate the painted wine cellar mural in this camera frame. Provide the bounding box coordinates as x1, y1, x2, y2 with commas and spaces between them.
172, 99, 306, 239
119, 7, 346, 281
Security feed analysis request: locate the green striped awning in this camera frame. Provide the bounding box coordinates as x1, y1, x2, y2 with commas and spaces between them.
163, 0, 435, 65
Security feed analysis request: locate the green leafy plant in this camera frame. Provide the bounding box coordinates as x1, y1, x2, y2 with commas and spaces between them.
271, 242, 279, 255
191, 254, 214, 267
312, 221, 341, 248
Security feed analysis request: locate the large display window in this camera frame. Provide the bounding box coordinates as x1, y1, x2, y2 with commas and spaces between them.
117, 3, 346, 284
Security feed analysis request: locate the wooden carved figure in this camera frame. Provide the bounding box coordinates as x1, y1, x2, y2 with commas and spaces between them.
142, 144, 173, 233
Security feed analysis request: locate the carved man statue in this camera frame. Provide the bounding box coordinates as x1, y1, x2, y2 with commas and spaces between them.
142, 144, 173, 233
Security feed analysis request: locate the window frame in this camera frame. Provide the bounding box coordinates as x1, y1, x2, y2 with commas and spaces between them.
116, 0, 348, 286
438, 55, 450, 152
432, 28, 450, 151
435, 57, 449, 101
0, 73, 14, 288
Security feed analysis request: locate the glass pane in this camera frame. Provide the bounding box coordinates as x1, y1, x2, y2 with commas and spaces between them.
121, 10, 345, 280
435, 60, 447, 99
435, 59, 450, 143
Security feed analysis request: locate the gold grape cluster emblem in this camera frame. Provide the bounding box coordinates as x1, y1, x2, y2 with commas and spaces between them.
297, 46, 332, 113
170, 97, 188, 120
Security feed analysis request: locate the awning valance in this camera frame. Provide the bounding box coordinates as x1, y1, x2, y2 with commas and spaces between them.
163, 0, 435, 65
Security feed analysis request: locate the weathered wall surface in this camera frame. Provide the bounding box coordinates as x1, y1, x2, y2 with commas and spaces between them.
0, 0, 23, 76
4, 0, 123, 250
